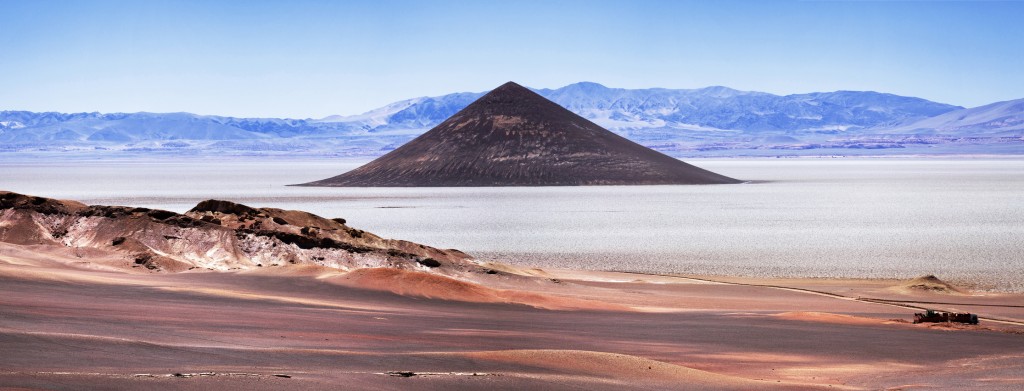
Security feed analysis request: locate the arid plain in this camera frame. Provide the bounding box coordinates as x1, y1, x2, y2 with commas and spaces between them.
2, 188, 1023, 390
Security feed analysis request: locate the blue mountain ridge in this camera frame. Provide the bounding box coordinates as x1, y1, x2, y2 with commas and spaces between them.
1, 82, 1021, 157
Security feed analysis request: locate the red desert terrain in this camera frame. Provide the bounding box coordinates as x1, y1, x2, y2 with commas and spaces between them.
2, 191, 1023, 390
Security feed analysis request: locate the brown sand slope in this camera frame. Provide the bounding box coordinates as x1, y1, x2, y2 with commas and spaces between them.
461, 350, 821, 390
301, 82, 740, 186
330, 267, 630, 311
2, 256, 1023, 390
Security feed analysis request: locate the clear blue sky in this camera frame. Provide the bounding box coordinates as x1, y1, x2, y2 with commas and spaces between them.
2, 0, 1022, 118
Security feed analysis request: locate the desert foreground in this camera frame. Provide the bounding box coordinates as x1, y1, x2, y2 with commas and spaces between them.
2, 244, 1023, 390
1, 191, 1022, 390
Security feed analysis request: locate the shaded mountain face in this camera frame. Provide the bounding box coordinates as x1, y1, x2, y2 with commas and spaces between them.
302, 82, 741, 186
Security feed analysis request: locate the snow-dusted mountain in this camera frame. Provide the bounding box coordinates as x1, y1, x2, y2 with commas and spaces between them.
879, 98, 1024, 136
0, 110, 399, 155
1, 82, 1021, 157
0, 111, 341, 142
312, 82, 961, 134
534, 82, 960, 133
318, 92, 482, 131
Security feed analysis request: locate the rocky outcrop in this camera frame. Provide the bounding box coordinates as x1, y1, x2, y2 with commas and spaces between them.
895, 274, 964, 295
0, 191, 473, 273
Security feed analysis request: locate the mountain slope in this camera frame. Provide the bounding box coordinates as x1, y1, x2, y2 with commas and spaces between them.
2, 82, 1020, 157
531, 83, 960, 133
302, 82, 740, 186
0, 83, 961, 143
317, 92, 483, 131
879, 98, 1024, 136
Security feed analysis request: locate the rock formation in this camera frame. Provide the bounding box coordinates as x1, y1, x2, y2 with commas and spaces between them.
0, 191, 473, 272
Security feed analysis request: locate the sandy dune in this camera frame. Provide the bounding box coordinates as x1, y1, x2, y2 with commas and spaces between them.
461, 350, 824, 390
328, 267, 631, 311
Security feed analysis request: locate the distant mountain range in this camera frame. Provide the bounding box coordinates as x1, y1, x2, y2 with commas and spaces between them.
2, 82, 1022, 157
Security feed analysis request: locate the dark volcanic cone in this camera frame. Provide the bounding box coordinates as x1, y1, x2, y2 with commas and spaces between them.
302, 82, 741, 186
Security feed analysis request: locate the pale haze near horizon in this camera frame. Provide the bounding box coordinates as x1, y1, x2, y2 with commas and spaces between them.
2, 0, 1022, 118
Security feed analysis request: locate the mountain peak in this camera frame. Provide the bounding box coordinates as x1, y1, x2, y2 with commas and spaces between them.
301, 82, 740, 187
477, 81, 543, 105
696, 85, 743, 97
493, 81, 528, 92
560, 81, 611, 92
567, 81, 608, 88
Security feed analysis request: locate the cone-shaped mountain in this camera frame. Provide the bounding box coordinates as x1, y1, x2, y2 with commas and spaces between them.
301, 82, 741, 186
